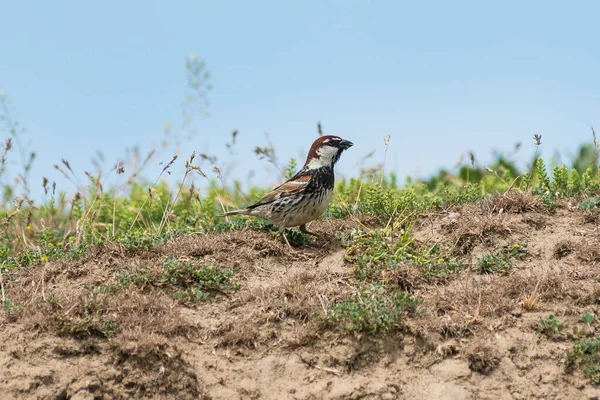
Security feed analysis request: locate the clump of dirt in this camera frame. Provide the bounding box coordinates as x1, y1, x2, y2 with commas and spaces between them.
110, 335, 201, 398
2, 196, 600, 399
463, 338, 502, 374
554, 239, 576, 258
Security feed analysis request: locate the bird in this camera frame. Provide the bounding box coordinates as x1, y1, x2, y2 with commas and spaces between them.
217, 135, 353, 250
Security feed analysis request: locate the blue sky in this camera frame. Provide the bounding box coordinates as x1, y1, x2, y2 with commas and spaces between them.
1, 1, 599, 199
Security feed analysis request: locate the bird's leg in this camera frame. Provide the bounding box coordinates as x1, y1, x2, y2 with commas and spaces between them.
300, 224, 322, 238
280, 228, 295, 251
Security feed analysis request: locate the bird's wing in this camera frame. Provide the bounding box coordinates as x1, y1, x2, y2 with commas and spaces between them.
248, 175, 311, 208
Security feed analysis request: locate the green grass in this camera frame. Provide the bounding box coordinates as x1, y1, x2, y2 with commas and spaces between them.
113, 255, 239, 302
474, 243, 528, 275
0, 147, 595, 274
54, 289, 121, 339
49, 257, 238, 339
0, 110, 599, 342
160, 256, 238, 301
324, 283, 422, 333
415, 257, 464, 282
56, 314, 120, 339
2, 299, 23, 322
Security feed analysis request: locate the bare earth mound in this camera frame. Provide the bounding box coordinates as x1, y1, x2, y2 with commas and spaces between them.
2, 196, 600, 399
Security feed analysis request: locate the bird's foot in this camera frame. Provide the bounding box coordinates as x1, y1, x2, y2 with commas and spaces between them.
280, 230, 296, 251
299, 224, 323, 239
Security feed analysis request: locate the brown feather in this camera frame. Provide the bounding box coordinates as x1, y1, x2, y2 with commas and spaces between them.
249, 175, 311, 208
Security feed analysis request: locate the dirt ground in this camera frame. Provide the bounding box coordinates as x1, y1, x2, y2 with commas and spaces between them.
2, 195, 600, 399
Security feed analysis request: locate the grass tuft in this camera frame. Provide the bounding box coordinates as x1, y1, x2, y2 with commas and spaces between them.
324, 284, 422, 334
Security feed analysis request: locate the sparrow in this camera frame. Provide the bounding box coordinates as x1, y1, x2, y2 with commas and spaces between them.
217, 135, 353, 250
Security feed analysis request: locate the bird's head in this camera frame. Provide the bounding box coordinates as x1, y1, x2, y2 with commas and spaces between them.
304, 135, 353, 170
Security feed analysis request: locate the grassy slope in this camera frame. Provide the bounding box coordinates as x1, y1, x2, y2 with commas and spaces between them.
0, 128, 599, 398
1, 188, 600, 399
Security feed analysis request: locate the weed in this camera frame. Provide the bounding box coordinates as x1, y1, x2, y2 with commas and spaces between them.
415, 257, 464, 283
522, 295, 539, 311
55, 290, 120, 339
56, 315, 120, 339
540, 315, 565, 337
474, 243, 527, 275
161, 256, 238, 297
565, 338, 600, 383
46, 295, 61, 310
114, 269, 156, 289
120, 234, 168, 252
582, 312, 595, 325
580, 198, 600, 211
2, 299, 23, 321
573, 312, 597, 337
476, 253, 513, 275
324, 284, 422, 334
345, 219, 416, 282
110, 256, 238, 302
285, 158, 298, 180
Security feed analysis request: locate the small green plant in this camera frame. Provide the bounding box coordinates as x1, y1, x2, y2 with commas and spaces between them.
580, 198, 600, 211
56, 315, 120, 339
160, 256, 238, 301
574, 312, 597, 337
344, 219, 416, 281
539, 193, 558, 211
54, 289, 120, 339
540, 315, 565, 337
506, 243, 528, 259
2, 299, 23, 322
408, 242, 464, 282
476, 253, 512, 275
415, 257, 464, 283
582, 312, 595, 325
46, 295, 61, 310
114, 269, 156, 289
325, 284, 422, 334
474, 243, 527, 275
535, 157, 551, 192
102, 257, 239, 303
551, 165, 570, 196
120, 234, 167, 252
285, 158, 298, 180
565, 338, 600, 383
569, 169, 581, 193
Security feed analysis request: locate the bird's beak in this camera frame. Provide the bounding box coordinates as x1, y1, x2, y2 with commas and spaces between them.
339, 139, 354, 150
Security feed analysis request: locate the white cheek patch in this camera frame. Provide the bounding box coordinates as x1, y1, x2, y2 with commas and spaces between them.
306, 145, 338, 169
319, 146, 338, 161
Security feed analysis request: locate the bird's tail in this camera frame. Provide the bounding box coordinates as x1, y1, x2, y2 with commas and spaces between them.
216, 208, 248, 217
